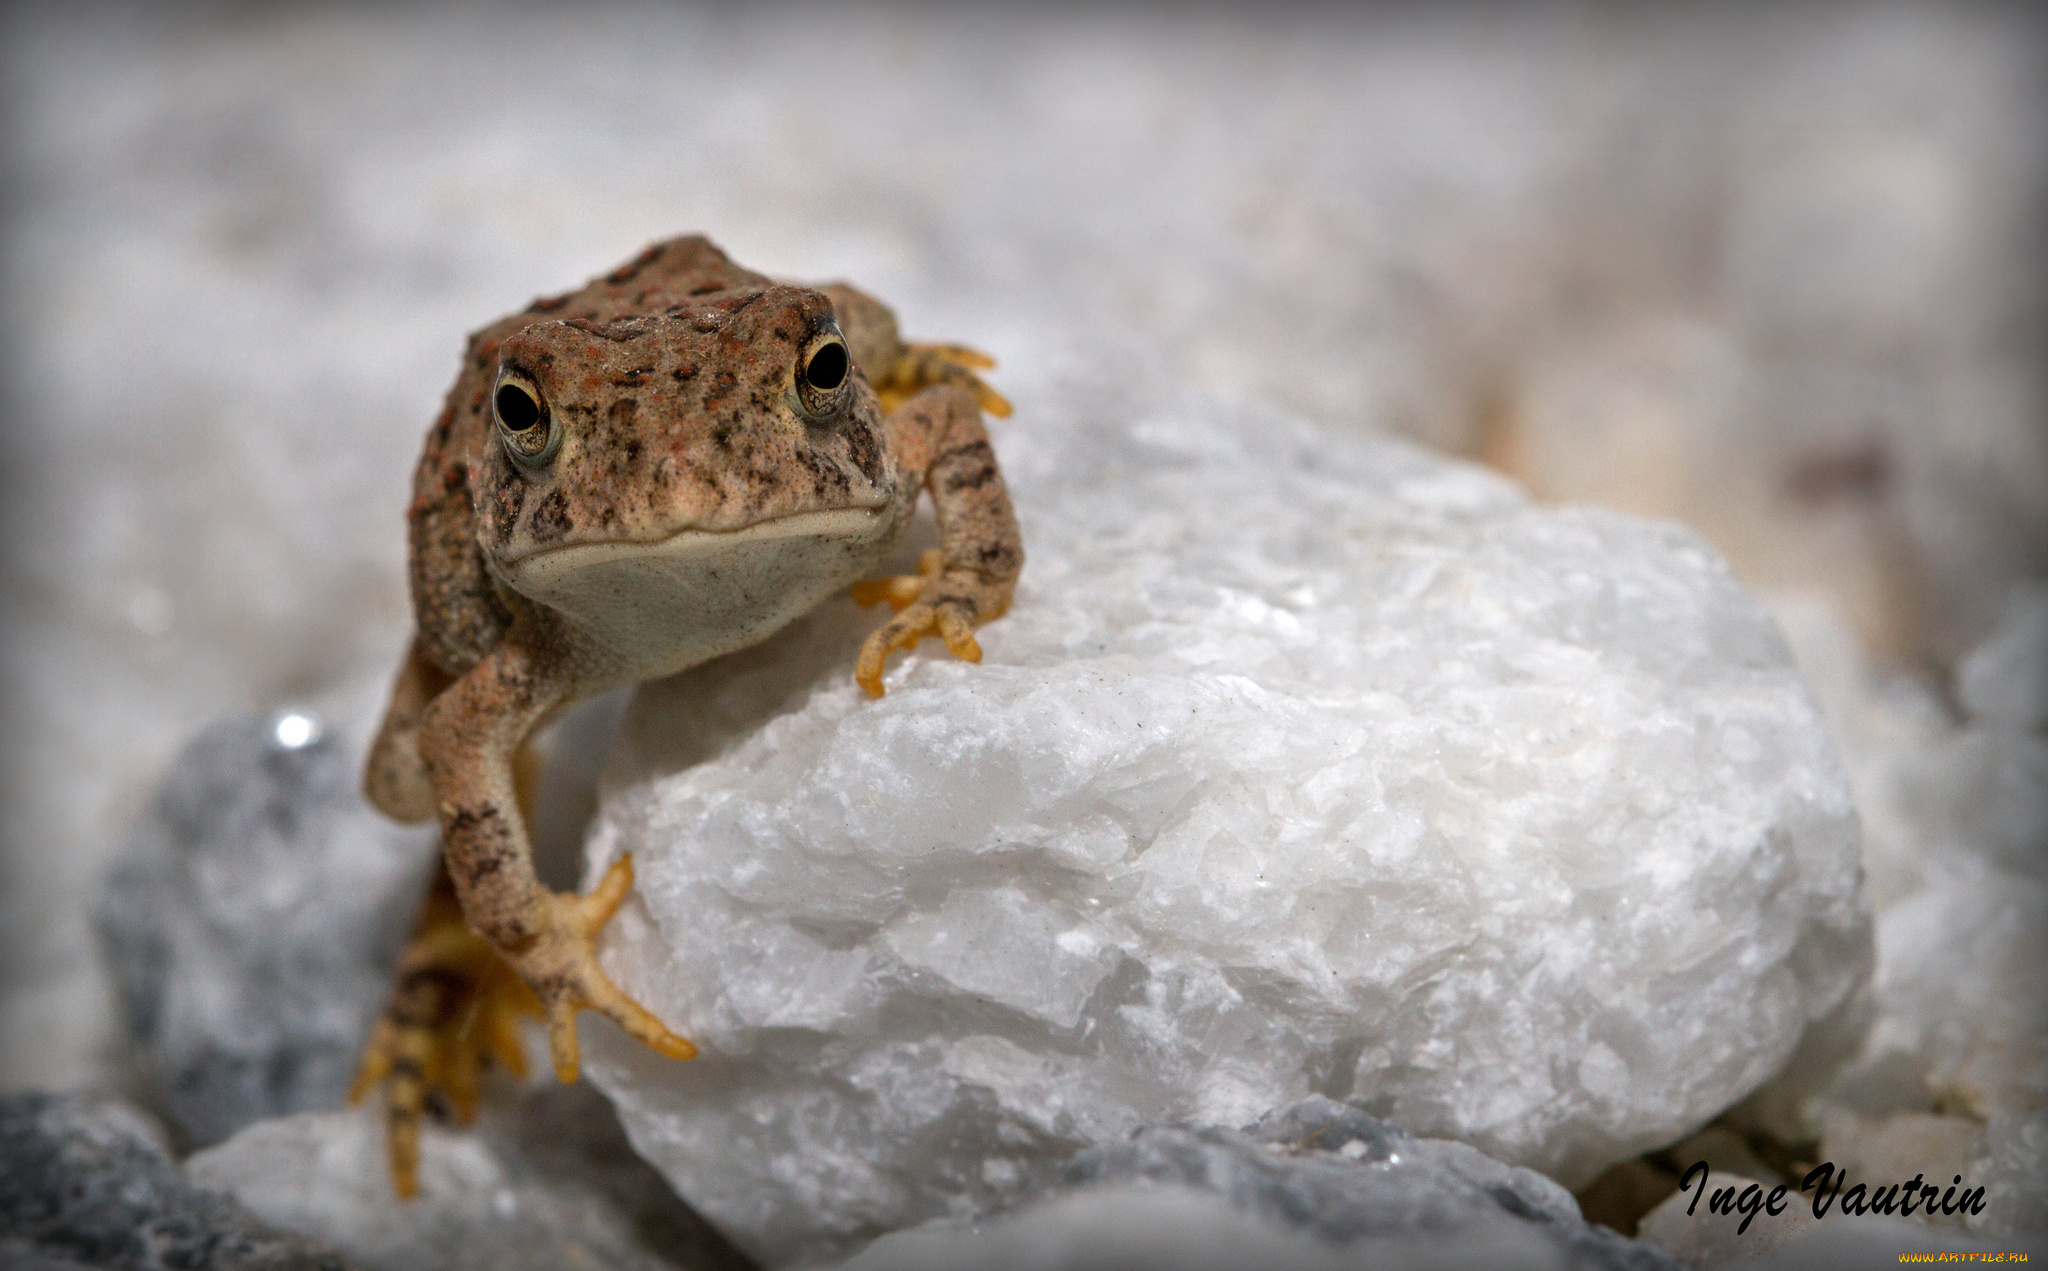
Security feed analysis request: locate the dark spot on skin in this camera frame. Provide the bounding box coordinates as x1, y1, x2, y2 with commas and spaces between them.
691, 314, 720, 334
565, 317, 651, 343
470, 389, 487, 415
528, 488, 573, 542
772, 324, 799, 344
612, 365, 655, 387
935, 439, 995, 466
442, 462, 469, 493
717, 292, 764, 315
625, 438, 642, 462
604, 240, 666, 285
491, 925, 540, 955
445, 804, 503, 835
489, 478, 525, 543
943, 460, 1000, 495
672, 363, 699, 382
689, 283, 723, 296
846, 420, 883, 483
706, 369, 738, 407
796, 444, 853, 495
608, 399, 639, 427
712, 423, 735, 451
526, 292, 572, 314
1786, 441, 1890, 504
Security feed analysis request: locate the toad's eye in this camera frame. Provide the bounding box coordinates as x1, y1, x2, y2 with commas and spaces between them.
803, 341, 848, 392
793, 327, 853, 421
492, 373, 559, 466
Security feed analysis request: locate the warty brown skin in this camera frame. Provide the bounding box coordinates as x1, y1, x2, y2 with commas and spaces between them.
358, 235, 1022, 1181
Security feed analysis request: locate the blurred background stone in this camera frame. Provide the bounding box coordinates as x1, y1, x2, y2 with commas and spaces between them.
186, 1081, 757, 1271
0, 1090, 359, 1270
95, 710, 438, 1148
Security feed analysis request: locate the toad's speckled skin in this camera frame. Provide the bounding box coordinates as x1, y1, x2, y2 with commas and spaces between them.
353, 235, 1021, 1197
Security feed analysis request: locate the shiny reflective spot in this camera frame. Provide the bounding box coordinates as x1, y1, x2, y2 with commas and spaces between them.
271, 711, 322, 750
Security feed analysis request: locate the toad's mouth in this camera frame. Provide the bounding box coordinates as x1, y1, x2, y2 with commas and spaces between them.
490, 505, 899, 681
496, 505, 888, 574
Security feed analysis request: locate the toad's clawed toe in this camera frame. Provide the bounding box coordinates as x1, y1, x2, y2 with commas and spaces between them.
526, 854, 698, 1086
353, 855, 695, 1199
873, 343, 1012, 418
349, 877, 538, 1200
854, 550, 993, 698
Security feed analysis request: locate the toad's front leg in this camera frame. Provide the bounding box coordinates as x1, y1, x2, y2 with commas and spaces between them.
854, 383, 1023, 696
419, 617, 696, 1077
363, 616, 694, 1195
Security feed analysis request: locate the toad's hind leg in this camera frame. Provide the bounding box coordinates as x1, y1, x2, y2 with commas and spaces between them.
348, 864, 539, 1199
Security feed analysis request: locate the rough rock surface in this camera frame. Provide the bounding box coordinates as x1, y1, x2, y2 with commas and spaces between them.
186, 1080, 757, 1271
0, 1091, 357, 1270
1762, 589, 2047, 1240
95, 711, 438, 1149
579, 383, 1869, 1265
843, 1096, 1678, 1271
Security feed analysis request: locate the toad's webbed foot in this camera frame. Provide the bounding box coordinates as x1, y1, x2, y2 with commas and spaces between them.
872, 343, 1012, 420
349, 875, 538, 1199
506, 854, 697, 1086
852, 548, 1008, 698
352, 854, 692, 1199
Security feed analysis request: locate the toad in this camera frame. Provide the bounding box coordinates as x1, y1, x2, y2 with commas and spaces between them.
349, 235, 1022, 1196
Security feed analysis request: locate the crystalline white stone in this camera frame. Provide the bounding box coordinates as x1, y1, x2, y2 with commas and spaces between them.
842, 1097, 1677, 1271
1957, 583, 2048, 732
185, 1084, 747, 1271
1756, 589, 2046, 1240
1767, 592, 2047, 1150
578, 377, 1867, 1266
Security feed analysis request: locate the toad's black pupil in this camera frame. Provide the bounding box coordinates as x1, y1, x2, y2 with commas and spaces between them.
804, 343, 848, 391
496, 383, 541, 431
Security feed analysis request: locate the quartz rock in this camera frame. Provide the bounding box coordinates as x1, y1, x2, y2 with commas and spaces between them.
0, 1091, 356, 1270
1637, 1172, 1821, 1264
1956, 583, 2048, 733
1970, 1111, 2048, 1238
844, 1096, 1678, 1271
185, 1081, 756, 1271
95, 711, 439, 1148
579, 383, 1868, 1265
1762, 590, 2047, 1225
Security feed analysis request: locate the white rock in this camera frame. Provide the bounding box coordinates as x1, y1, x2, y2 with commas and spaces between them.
1971, 1111, 2048, 1238
842, 1096, 1679, 1271
1763, 591, 2047, 1187
1638, 1172, 1820, 1263
579, 380, 1867, 1265
1956, 583, 2048, 732
185, 1084, 749, 1271
842, 1184, 1553, 1271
